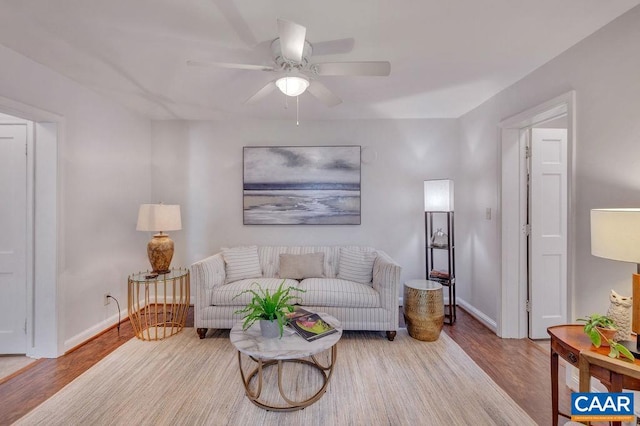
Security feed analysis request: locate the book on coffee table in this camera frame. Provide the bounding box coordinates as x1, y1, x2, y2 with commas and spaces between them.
287, 309, 338, 342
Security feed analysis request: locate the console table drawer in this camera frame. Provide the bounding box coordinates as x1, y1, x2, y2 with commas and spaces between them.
551, 339, 579, 365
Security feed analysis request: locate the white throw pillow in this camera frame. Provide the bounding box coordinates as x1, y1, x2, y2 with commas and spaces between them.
337, 248, 377, 284
279, 252, 325, 279
222, 246, 262, 284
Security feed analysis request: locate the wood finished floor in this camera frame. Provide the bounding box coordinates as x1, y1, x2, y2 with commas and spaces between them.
0, 307, 571, 425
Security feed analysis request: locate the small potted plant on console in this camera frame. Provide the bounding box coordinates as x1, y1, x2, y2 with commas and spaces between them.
577, 313, 634, 362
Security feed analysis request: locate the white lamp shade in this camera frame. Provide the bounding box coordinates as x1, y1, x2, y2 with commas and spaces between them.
591, 208, 640, 263
424, 180, 454, 211
136, 204, 182, 232
275, 75, 309, 97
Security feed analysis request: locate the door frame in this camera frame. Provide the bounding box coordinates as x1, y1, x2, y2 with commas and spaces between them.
498, 91, 576, 338
0, 117, 31, 354
0, 96, 62, 357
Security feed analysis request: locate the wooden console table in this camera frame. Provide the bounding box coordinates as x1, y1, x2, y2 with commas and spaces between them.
548, 324, 640, 426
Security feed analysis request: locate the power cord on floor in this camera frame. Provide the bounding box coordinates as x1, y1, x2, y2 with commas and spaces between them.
107, 295, 122, 336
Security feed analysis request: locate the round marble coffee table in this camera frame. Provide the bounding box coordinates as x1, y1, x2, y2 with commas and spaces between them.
230, 314, 342, 412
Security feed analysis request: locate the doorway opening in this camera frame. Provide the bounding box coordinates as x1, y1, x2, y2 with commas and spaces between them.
0, 113, 30, 355
498, 91, 575, 339
0, 96, 61, 358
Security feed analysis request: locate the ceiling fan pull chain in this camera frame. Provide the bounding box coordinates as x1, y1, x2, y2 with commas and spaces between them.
296, 96, 300, 126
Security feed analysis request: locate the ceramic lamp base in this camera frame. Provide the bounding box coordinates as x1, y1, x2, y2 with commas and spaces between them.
147, 233, 174, 273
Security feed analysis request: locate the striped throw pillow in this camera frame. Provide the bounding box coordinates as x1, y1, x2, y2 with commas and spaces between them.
222, 246, 263, 284
337, 248, 377, 284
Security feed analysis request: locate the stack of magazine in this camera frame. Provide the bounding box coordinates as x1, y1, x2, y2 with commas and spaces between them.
286, 308, 338, 341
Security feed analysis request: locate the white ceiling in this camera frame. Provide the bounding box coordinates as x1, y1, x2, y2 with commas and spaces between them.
0, 0, 638, 121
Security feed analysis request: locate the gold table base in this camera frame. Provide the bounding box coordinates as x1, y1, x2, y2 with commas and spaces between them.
237, 345, 337, 412
128, 269, 190, 341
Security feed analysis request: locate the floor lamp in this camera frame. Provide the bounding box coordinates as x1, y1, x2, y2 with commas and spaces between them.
591, 208, 640, 357
424, 179, 454, 274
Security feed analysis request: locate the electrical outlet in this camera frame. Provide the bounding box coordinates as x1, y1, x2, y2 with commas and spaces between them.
104, 293, 111, 306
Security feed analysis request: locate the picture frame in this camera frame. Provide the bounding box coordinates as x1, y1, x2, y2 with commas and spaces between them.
243, 146, 361, 225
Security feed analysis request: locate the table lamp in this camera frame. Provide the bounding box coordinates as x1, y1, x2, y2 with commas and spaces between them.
136, 203, 182, 274
591, 208, 640, 357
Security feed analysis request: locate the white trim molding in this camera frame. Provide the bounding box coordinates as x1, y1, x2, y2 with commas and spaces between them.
457, 298, 498, 333
498, 91, 576, 338
0, 96, 63, 358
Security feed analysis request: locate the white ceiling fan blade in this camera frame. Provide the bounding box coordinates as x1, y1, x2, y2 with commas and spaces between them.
312, 38, 355, 56
214, 0, 258, 46
245, 81, 277, 104
277, 18, 306, 62
187, 60, 274, 72
307, 80, 342, 107
314, 61, 391, 76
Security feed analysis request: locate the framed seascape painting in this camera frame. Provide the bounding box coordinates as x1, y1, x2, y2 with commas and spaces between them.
243, 146, 361, 225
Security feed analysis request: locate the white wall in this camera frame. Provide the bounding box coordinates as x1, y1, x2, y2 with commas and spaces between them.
151, 118, 459, 289
457, 6, 640, 323
5, 3, 637, 350
0, 44, 152, 353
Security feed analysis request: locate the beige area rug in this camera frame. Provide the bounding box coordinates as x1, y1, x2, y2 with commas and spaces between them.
15, 328, 535, 426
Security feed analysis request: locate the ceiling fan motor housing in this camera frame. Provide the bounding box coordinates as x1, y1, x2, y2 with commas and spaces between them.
271, 38, 312, 71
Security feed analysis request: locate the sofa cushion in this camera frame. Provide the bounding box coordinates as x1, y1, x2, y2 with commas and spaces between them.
258, 246, 340, 278
279, 252, 325, 279
222, 246, 262, 284
211, 278, 301, 306
298, 278, 380, 308
337, 248, 377, 284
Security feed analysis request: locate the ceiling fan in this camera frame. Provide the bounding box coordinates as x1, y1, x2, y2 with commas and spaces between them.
187, 18, 391, 107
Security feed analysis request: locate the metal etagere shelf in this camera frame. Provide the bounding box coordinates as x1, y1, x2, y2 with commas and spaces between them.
425, 211, 456, 324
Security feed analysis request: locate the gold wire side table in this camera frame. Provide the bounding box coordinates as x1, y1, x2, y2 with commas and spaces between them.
128, 268, 190, 341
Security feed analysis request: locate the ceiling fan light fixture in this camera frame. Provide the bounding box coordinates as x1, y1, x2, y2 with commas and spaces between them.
275, 75, 309, 97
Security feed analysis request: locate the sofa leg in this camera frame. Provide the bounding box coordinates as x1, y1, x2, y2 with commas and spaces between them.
197, 328, 208, 339
386, 331, 396, 341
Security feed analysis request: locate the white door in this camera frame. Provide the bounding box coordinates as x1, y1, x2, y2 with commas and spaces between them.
529, 128, 568, 338
0, 124, 28, 353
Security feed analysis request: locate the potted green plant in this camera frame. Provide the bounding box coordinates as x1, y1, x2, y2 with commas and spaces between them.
233, 280, 304, 338
576, 313, 635, 362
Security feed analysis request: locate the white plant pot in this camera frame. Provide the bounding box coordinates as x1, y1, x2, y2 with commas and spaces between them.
259, 319, 280, 338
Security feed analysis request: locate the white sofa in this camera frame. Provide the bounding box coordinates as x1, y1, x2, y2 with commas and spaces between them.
191, 245, 401, 341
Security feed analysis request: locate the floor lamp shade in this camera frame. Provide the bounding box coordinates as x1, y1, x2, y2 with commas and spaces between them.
424, 180, 454, 212
591, 208, 640, 336
136, 204, 182, 273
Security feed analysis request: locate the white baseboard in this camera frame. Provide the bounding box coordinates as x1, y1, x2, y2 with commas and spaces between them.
456, 298, 498, 333
63, 310, 128, 353
63, 296, 193, 354
400, 296, 497, 333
